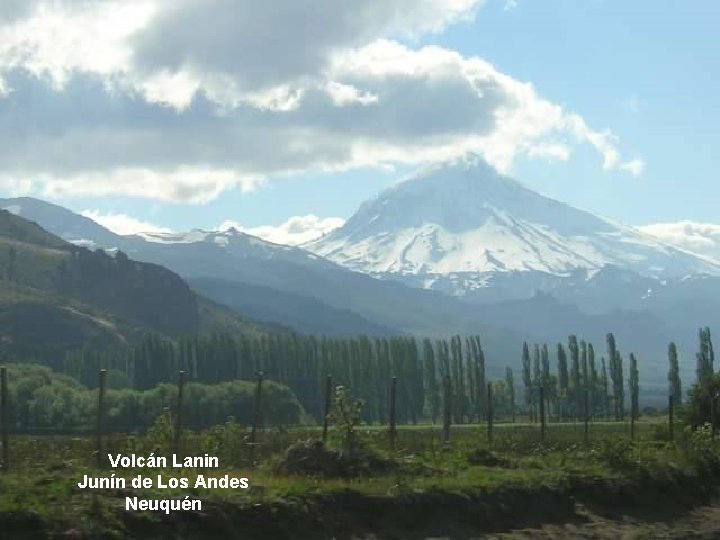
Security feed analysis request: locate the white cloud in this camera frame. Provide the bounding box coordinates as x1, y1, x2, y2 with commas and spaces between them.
504, 0, 519, 10
639, 221, 720, 262
620, 158, 645, 176
81, 209, 172, 235
324, 81, 379, 107
0, 1, 155, 88
0, 0, 643, 204
218, 215, 345, 246
326, 40, 644, 175
527, 142, 571, 162
564, 114, 644, 177
1, 167, 262, 204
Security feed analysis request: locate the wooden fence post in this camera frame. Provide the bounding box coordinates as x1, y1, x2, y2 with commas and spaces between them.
442, 375, 451, 446
322, 375, 332, 444
487, 382, 494, 446
173, 371, 186, 456
1, 366, 8, 471
584, 389, 589, 446
511, 392, 516, 424
388, 376, 397, 451
249, 371, 264, 463
539, 385, 546, 443
96, 369, 107, 468
711, 394, 716, 441
668, 395, 674, 442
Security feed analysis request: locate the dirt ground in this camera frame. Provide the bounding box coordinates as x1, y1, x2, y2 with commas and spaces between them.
486, 500, 720, 539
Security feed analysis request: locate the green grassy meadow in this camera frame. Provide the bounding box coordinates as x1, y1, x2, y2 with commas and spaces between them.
2, 417, 719, 539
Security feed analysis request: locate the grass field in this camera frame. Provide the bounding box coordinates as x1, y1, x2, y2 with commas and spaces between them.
1, 416, 719, 538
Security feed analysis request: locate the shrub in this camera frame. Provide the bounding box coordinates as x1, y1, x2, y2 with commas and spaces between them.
595, 438, 636, 471
466, 448, 512, 468
276, 439, 396, 478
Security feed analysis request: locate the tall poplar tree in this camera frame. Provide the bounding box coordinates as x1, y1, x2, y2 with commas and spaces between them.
522, 342, 533, 421
588, 344, 597, 419
569, 335, 580, 420
580, 340, 589, 418
557, 343, 569, 421
505, 367, 516, 423
473, 336, 487, 421
600, 357, 609, 419
629, 353, 639, 422
533, 344, 542, 421
697, 327, 715, 388
423, 339, 440, 423
668, 342, 682, 406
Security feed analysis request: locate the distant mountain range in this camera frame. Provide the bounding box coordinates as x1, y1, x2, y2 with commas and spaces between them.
0, 208, 267, 363
0, 197, 509, 335
3, 156, 718, 387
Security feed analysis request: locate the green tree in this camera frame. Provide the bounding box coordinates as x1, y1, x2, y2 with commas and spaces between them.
588, 344, 597, 419
668, 342, 682, 406
697, 327, 715, 388
505, 367, 516, 423
600, 357, 609, 419
423, 339, 439, 423
569, 335, 580, 420
557, 343, 569, 421
629, 353, 639, 422
522, 342, 532, 421
682, 373, 720, 431
533, 344, 542, 421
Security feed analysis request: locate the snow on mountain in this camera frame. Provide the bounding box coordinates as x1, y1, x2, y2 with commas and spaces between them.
136, 230, 211, 244
218, 216, 345, 246
307, 154, 720, 291
125, 226, 334, 270
1, 196, 123, 246
639, 221, 720, 264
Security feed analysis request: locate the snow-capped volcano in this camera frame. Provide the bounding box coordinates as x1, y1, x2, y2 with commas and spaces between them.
307, 155, 720, 290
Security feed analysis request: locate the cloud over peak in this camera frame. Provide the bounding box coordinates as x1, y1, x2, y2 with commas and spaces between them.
81, 209, 172, 236
218, 215, 345, 246
0, 0, 643, 203
639, 221, 720, 262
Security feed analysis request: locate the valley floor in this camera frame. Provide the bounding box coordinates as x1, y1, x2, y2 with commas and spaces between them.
487, 499, 720, 540
3, 421, 720, 539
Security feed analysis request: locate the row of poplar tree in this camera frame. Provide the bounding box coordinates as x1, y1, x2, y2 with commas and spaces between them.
56, 328, 713, 425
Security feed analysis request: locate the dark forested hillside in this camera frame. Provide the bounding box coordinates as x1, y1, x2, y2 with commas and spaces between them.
0, 209, 198, 337
189, 277, 398, 336
0, 210, 266, 359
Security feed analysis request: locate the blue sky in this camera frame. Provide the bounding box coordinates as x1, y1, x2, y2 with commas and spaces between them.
0, 1, 717, 242
442, 0, 719, 225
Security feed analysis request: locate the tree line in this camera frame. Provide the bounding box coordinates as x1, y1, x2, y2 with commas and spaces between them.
3, 363, 304, 432
40, 328, 711, 427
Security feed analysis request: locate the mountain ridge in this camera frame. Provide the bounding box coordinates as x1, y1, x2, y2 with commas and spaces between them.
0, 209, 268, 361
3, 178, 719, 387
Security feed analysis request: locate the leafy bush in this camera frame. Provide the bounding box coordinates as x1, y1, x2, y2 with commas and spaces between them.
3, 364, 306, 431
594, 438, 636, 471
328, 385, 363, 455
681, 374, 720, 430
466, 448, 512, 468
650, 422, 674, 442
677, 423, 720, 475
276, 439, 396, 478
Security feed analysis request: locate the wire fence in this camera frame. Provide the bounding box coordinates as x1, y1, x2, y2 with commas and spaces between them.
0, 367, 678, 472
